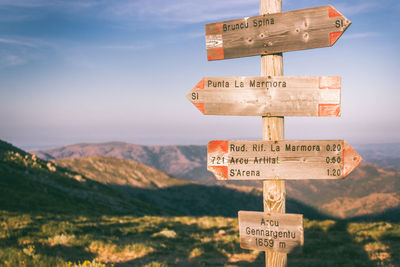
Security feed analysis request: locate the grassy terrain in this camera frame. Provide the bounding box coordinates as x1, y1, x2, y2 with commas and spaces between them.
1, 211, 399, 266
1, 140, 400, 266
0, 140, 164, 216
32, 141, 400, 220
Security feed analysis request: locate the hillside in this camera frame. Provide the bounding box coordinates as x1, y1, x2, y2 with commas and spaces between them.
33, 141, 400, 219
1, 140, 400, 265
31, 142, 400, 182
55, 156, 189, 189
2, 212, 399, 267
286, 163, 400, 219
55, 156, 328, 219
32, 142, 209, 182
0, 140, 161, 215
354, 143, 400, 168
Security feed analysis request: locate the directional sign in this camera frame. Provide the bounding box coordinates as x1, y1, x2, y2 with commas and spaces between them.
206, 5, 351, 60
238, 211, 303, 253
187, 76, 341, 117
207, 140, 362, 180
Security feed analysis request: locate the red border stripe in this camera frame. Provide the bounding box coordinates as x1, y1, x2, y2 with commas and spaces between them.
319, 104, 340, 117
319, 76, 341, 89
206, 23, 223, 35
194, 78, 205, 90
194, 103, 205, 114
328, 6, 342, 18
208, 140, 229, 153
207, 47, 224, 61
208, 166, 228, 180
330, 31, 343, 46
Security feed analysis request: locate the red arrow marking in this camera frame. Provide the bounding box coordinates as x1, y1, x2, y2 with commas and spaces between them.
330, 31, 343, 46
208, 166, 228, 180
319, 76, 341, 89
193, 103, 205, 114
207, 48, 224, 61
329, 5, 342, 18
319, 104, 340, 117
194, 78, 205, 90
343, 141, 363, 177
208, 140, 229, 153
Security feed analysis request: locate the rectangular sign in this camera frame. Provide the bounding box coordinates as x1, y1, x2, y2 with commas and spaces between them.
187, 76, 341, 117
239, 211, 303, 253
206, 5, 351, 60
207, 140, 362, 180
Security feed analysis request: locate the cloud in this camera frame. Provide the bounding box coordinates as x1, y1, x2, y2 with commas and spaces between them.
0, 36, 54, 48
108, 0, 260, 23
0, 38, 37, 47
0, 52, 28, 67
4, 54, 26, 65
0, 0, 260, 24
342, 32, 379, 40
99, 43, 154, 51
0, 0, 98, 8
0, 36, 54, 68
334, 1, 383, 16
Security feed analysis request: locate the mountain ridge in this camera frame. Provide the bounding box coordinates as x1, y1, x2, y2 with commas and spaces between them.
1, 139, 330, 219
32, 141, 209, 182
31, 141, 400, 220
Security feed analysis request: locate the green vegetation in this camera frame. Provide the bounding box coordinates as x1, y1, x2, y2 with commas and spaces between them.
1, 140, 399, 266
55, 156, 188, 189
1, 212, 399, 266
0, 140, 163, 216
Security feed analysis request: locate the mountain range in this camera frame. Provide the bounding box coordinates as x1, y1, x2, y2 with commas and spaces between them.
31, 141, 400, 220
32, 142, 209, 182
1, 139, 326, 219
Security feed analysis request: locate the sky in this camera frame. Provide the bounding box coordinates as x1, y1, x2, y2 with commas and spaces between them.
0, 0, 399, 150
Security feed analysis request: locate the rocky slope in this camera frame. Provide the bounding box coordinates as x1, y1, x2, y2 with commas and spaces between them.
32, 141, 400, 219
33, 142, 209, 182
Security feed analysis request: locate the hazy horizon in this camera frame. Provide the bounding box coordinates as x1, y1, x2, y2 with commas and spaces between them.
9, 139, 400, 153
1, 0, 399, 150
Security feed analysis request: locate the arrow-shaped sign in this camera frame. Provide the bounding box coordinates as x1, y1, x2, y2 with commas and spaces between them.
206, 5, 351, 60
187, 76, 341, 117
238, 211, 303, 253
207, 140, 362, 180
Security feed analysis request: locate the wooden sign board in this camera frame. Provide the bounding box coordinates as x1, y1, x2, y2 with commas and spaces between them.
187, 76, 340, 117
207, 140, 362, 180
238, 211, 303, 253
206, 5, 351, 60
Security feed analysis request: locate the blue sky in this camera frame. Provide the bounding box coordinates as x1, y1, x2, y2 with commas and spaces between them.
0, 0, 399, 149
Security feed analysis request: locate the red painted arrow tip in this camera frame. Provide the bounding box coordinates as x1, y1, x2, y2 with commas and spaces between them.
193, 78, 205, 90
330, 31, 343, 46
329, 5, 342, 18
206, 22, 223, 35
319, 76, 341, 89
343, 142, 362, 177
319, 104, 341, 117
208, 140, 229, 153
207, 47, 224, 61
208, 166, 228, 180
193, 103, 205, 114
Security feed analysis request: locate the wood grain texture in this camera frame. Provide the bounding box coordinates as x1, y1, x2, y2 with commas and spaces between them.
238, 211, 303, 253
207, 140, 362, 180
260, 0, 286, 264
187, 76, 341, 117
205, 5, 351, 60
262, 117, 284, 141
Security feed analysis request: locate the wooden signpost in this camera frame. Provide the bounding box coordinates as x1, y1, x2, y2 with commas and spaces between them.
238, 211, 303, 253
187, 0, 358, 265
207, 140, 361, 180
187, 76, 341, 116
206, 5, 351, 61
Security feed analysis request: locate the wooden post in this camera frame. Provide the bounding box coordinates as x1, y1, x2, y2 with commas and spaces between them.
260, 0, 286, 266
